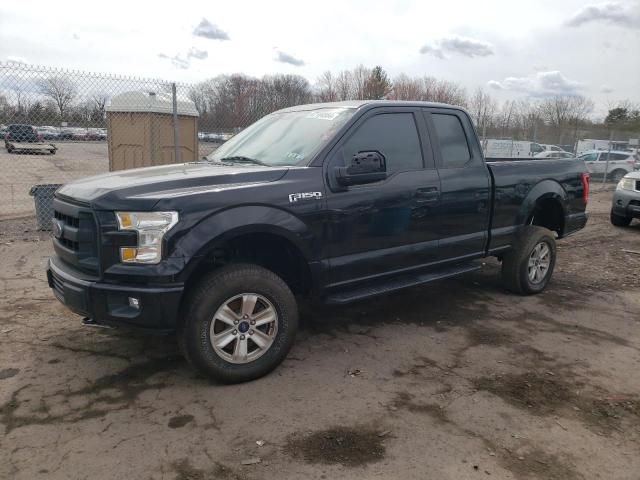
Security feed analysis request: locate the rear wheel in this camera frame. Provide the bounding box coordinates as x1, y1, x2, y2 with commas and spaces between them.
179, 263, 298, 383
610, 209, 632, 227
502, 225, 556, 294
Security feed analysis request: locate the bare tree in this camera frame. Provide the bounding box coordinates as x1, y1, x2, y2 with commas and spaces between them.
469, 87, 497, 139
350, 65, 371, 100
334, 71, 352, 101
390, 74, 422, 100
316, 71, 337, 102
91, 93, 109, 120
38, 76, 78, 119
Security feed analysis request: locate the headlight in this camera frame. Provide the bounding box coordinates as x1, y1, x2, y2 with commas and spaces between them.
115, 211, 178, 264
617, 177, 634, 191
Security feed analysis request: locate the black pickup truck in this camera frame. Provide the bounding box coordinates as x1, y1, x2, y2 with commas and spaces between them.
47, 101, 589, 382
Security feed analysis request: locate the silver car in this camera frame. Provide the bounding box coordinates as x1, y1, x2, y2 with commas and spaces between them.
611, 171, 640, 226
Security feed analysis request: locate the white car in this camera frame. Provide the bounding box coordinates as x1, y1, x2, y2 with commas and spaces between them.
540, 144, 567, 152
578, 150, 639, 182
534, 151, 575, 159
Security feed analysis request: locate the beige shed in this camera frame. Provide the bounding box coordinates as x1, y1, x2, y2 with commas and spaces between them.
106, 91, 199, 171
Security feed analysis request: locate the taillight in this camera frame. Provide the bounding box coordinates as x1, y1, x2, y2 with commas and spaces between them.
581, 172, 590, 204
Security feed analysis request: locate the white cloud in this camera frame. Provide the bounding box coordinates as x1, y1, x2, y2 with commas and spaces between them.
158, 47, 208, 69
192, 18, 230, 40
187, 47, 208, 60
600, 85, 614, 93
565, 2, 640, 28
488, 71, 584, 96
274, 50, 305, 66
420, 35, 493, 59
158, 53, 190, 69
6, 56, 29, 64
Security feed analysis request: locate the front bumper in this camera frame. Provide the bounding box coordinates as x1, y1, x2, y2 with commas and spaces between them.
612, 189, 640, 219
47, 256, 183, 333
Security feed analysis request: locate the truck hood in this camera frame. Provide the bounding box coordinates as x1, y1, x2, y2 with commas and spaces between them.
56, 162, 289, 210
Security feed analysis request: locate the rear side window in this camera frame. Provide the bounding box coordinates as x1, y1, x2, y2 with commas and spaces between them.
342, 113, 423, 173
431, 114, 471, 168
611, 153, 629, 160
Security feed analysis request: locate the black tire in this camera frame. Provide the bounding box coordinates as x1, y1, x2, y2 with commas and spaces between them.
501, 225, 556, 295
610, 209, 632, 227
610, 170, 626, 183
49, 149, 56, 155
179, 263, 298, 383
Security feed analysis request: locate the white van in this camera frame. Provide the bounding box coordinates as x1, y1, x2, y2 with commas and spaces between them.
576, 139, 629, 156
483, 139, 545, 158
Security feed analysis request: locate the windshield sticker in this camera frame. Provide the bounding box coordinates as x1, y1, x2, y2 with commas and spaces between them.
305, 108, 346, 120
286, 152, 304, 161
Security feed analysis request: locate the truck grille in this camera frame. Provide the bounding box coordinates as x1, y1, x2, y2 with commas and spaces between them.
52, 198, 99, 274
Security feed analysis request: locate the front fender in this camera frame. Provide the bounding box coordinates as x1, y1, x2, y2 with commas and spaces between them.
516, 179, 567, 225
171, 205, 315, 279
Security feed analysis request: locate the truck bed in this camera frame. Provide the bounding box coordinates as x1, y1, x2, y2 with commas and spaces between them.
486, 157, 588, 252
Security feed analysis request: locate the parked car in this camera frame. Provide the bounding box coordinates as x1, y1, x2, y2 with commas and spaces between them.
5, 124, 56, 154
5, 124, 40, 143
578, 150, 638, 182
483, 139, 545, 158
47, 100, 589, 383
540, 144, 567, 152
611, 171, 640, 226
37, 126, 61, 140
534, 151, 575, 159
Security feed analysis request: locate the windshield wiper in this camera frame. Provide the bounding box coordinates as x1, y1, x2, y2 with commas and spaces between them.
218, 156, 269, 166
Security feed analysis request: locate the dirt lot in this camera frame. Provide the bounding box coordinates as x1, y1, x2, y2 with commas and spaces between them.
1, 187, 639, 480
0, 142, 219, 220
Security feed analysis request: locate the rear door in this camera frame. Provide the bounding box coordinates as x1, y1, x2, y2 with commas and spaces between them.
581, 152, 600, 174
424, 108, 491, 261
324, 107, 441, 286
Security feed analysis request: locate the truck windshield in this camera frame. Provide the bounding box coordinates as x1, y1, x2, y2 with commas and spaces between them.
206, 107, 355, 167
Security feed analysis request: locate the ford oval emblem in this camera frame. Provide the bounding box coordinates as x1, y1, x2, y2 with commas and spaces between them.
52, 219, 64, 239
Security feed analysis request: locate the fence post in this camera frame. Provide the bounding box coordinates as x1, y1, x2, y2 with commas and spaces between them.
602, 130, 613, 185
171, 83, 181, 164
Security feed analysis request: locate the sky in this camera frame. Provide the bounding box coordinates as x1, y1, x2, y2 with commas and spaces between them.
1, 0, 639, 118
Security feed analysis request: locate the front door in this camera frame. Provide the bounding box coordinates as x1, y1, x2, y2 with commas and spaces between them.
324, 108, 441, 287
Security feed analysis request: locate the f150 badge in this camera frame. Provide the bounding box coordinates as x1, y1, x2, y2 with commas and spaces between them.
289, 192, 322, 203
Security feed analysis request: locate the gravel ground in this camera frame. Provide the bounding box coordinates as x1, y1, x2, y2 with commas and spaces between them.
0, 187, 639, 480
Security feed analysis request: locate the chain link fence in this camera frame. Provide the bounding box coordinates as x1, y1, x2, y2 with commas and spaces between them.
0, 62, 277, 229
1, 61, 639, 230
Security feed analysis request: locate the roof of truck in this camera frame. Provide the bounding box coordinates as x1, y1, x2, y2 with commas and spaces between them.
275, 100, 465, 113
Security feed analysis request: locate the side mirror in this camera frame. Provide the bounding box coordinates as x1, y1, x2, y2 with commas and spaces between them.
335, 151, 387, 186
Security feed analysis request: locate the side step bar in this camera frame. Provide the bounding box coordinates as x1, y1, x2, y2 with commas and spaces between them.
325, 263, 481, 305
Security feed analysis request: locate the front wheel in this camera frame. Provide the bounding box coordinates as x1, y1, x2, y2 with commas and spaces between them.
179, 263, 298, 383
502, 226, 556, 294
610, 209, 632, 227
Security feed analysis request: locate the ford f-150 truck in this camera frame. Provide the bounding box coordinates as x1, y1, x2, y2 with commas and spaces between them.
47, 101, 589, 382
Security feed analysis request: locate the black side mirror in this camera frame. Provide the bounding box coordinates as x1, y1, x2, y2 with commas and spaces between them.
335, 151, 387, 186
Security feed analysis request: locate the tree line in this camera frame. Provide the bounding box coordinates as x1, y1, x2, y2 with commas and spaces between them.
1, 65, 638, 146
